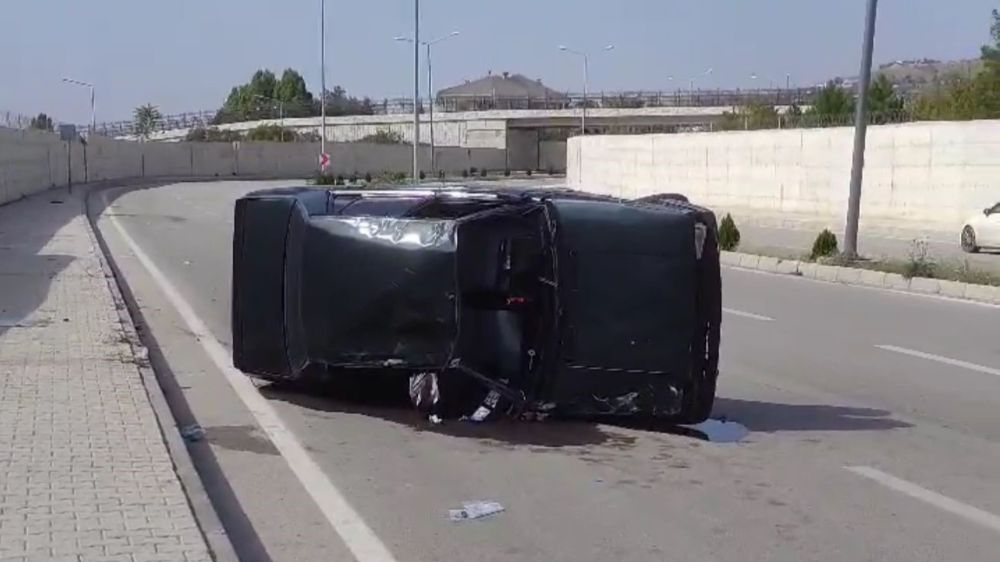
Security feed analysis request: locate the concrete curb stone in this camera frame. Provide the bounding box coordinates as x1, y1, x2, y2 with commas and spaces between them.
937, 280, 968, 299
815, 264, 840, 282
858, 269, 887, 288
835, 267, 864, 284
909, 277, 942, 294
738, 253, 761, 269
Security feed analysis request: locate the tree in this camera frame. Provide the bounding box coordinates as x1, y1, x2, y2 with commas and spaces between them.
185, 126, 243, 142
913, 9, 1000, 121
245, 124, 298, 142
274, 69, 315, 117
133, 104, 162, 140
321, 86, 375, 116
808, 82, 854, 117
216, 69, 280, 123
867, 74, 904, 114
29, 113, 54, 132
718, 102, 780, 131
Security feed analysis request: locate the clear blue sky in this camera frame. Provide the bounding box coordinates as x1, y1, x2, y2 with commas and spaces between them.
2, 0, 995, 123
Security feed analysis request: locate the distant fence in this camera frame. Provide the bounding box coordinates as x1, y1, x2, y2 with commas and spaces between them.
84, 87, 828, 137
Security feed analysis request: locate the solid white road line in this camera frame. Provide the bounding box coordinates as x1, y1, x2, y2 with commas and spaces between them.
723, 308, 775, 322
846, 466, 1000, 534
101, 197, 399, 562
875, 345, 1000, 378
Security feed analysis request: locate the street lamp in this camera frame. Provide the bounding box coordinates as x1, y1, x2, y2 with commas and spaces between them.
62, 77, 95, 133
395, 30, 460, 175
845, 0, 880, 258
690, 67, 713, 91
412, 0, 421, 181
320, 0, 327, 166
558, 44, 614, 136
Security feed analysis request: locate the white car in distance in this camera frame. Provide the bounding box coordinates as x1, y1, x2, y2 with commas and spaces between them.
961, 202, 1000, 253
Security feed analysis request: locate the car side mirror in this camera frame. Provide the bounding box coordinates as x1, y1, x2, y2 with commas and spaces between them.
986, 208, 993, 216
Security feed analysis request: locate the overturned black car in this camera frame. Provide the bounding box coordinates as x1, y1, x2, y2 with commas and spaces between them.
232, 185, 721, 423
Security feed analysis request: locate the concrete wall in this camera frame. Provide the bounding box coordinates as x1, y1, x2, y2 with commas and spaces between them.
568, 120, 1000, 232
539, 141, 567, 173
507, 129, 539, 171
0, 130, 509, 206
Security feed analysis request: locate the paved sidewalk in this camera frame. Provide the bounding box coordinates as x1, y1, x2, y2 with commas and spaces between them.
0, 188, 211, 562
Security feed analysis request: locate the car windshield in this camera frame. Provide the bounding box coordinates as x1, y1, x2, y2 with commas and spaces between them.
6, 2, 1000, 561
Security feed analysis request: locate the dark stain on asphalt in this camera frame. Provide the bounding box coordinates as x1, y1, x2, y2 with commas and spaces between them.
206, 425, 280, 455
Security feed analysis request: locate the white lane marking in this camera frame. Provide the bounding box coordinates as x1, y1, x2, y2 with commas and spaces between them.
101, 195, 399, 562
724, 265, 1000, 310
723, 308, 775, 322
875, 345, 1000, 378
846, 466, 1000, 534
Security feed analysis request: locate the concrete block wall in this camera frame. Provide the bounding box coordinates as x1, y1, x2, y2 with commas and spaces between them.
539, 141, 567, 173
568, 120, 1000, 232
0, 131, 512, 206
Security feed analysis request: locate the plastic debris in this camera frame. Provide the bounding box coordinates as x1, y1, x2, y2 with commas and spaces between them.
428, 414, 443, 425
449, 501, 505, 522
180, 424, 206, 442
409, 372, 440, 410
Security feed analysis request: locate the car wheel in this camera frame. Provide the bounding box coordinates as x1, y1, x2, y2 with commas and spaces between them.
961, 226, 980, 253
677, 372, 717, 424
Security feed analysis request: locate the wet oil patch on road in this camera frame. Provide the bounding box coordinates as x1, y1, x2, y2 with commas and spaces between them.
676, 418, 750, 443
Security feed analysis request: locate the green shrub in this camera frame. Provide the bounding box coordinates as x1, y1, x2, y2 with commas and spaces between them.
461, 169, 469, 178
364, 172, 372, 183
904, 238, 936, 279
336, 175, 345, 185
810, 229, 839, 260
718, 213, 741, 251
479, 168, 487, 178
419, 170, 426, 180
313, 173, 338, 185
504, 169, 511, 177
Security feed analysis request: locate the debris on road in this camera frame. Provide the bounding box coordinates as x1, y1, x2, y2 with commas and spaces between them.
449, 501, 505, 522
180, 424, 206, 442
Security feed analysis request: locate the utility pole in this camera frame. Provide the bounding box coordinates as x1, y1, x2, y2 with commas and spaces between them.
559, 45, 614, 136
320, 0, 327, 167
62, 78, 95, 134
844, 0, 879, 258
397, 32, 458, 176
412, 0, 421, 181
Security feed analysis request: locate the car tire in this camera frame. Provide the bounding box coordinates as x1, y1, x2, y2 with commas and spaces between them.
677, 372, 717, 424
961, 226, 980, 253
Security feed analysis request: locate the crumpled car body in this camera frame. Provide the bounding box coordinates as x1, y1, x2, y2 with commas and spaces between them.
232, 185, 721, 423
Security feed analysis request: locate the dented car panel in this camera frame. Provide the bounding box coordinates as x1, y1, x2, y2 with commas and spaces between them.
232, 185, 721, 422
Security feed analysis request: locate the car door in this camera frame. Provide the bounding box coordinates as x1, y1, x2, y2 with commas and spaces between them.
983, 203, 1000, 247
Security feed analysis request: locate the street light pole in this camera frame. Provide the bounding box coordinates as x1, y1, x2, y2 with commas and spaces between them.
559, 45, 613, 136
320, 0, 327, 165
62, 78, 95, 133
412, 0, 421, 181
844, 0, 880, 258
398, 31, 459, 177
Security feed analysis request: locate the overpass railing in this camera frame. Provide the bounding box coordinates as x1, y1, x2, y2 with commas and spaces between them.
83, 88, 828, 136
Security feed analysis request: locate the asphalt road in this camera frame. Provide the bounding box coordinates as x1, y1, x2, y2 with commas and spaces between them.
93, 180, 1000, 562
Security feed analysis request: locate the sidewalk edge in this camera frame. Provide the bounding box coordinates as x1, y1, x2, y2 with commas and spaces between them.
83, 183, 240, 562
721, 250, 1000, 306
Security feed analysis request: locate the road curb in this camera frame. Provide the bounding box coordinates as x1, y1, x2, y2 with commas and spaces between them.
83, 182, 241, 562
721, 250, 1000, 305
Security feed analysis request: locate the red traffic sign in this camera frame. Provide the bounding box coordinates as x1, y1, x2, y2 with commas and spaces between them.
319, 152, 330, 170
